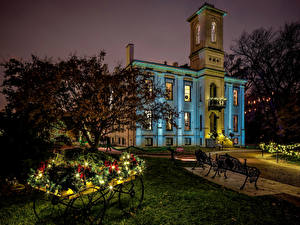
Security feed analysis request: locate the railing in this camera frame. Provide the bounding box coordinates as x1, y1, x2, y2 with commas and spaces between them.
208, 97, 227, 111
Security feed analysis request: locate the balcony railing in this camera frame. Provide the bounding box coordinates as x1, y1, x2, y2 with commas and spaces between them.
208, 97, 227, 111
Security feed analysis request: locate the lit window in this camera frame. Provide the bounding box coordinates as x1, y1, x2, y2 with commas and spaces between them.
166, 138, 173, 146
184, 84, 191, 102
196, 24, 201, 45
233, 89, 238, 106
184, 138, 191, 145
211, 21, 216, 43
233, 115, 238, 132
145, 138, 153, 146
166, 82, 173, 100
184, 112, 191, 130
166, 114, 173, 131
144, 111, 152, 130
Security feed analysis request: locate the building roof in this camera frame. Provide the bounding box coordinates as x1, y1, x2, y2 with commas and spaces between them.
224, 76, 247, 85
187, 2, 227, 22
131, 60, 245, 84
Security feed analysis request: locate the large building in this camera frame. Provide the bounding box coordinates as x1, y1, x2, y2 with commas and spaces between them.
114, 3, 246, 147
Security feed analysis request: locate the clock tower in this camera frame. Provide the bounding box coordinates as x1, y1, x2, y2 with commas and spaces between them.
187, 3, 226, 71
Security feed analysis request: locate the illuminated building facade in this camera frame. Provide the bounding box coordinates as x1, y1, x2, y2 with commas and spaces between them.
121, 3, 246, 147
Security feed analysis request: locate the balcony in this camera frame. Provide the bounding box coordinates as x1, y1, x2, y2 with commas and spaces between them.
208, 97, 227, 111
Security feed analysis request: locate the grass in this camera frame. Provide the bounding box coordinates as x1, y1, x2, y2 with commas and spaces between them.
1, 157, 299, 225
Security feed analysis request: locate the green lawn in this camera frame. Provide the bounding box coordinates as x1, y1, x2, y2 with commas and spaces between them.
1, 157, 299, 225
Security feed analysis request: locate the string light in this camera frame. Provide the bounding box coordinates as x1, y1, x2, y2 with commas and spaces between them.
28, 152, 145, 195
99, 179, 105, 184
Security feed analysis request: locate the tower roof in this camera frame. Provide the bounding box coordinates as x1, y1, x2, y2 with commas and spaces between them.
187, 2, 227, 22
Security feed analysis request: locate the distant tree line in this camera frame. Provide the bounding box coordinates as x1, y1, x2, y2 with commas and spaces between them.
225, 22, 300, 144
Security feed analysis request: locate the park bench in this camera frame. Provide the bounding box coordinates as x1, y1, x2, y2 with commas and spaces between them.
192, 150, 260, 190
212, 153, 260, 190
192, 149, 217, 176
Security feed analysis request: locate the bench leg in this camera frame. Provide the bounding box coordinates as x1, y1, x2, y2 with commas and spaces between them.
205, 165, 212, 176
192, 161, 198, 170
240, 176, 248, 190
224, 170, 227, 179
212, 169, 218, 178
254, 176, 259, 190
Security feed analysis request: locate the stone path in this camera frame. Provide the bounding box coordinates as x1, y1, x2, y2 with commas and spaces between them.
227, 151, 300, 187
185, 167, 300, 198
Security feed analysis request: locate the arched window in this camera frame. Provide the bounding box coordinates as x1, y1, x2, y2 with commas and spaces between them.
210, 83, 217, 98
195, 23, 201, 45
209, 112, 218, 133
211, 21, 216, 43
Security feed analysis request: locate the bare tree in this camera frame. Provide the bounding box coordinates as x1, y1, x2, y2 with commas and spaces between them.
225, 22, 300, 142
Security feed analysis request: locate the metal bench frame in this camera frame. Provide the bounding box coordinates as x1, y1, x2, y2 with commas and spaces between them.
192, 150, 217, 176
193, 150, 260, 190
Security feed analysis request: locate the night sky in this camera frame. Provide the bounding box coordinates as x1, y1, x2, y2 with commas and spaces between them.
0, 0, 299, 109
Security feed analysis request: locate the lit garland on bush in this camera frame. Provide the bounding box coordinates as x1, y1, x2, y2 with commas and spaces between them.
27, 150, 145, 195
259, 142, 300, 160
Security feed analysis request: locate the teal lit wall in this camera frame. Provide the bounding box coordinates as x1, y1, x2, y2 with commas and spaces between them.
133, 60, 246, 147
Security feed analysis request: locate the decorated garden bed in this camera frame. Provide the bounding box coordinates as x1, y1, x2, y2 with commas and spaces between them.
27, 148, 145, 224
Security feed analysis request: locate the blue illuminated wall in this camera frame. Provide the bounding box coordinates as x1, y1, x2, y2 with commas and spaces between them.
133, 60, 246, 147
224, 77, 247, 146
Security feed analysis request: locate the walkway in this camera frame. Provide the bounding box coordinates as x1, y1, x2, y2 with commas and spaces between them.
185, 167, 300, 199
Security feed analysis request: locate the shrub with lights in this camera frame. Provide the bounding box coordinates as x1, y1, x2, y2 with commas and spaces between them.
259, 142, 300, 160
27, 148, 145, 195
208, 132, 233, 147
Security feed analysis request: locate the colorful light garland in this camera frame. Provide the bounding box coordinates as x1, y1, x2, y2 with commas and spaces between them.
27, 151, 145, 195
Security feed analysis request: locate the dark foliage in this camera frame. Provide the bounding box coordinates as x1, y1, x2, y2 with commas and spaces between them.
225, 22, 300, 143
0, 110, 52, 181
1, 52, 177, 149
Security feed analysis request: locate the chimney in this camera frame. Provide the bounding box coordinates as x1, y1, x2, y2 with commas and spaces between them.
126, 43, 134, 66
